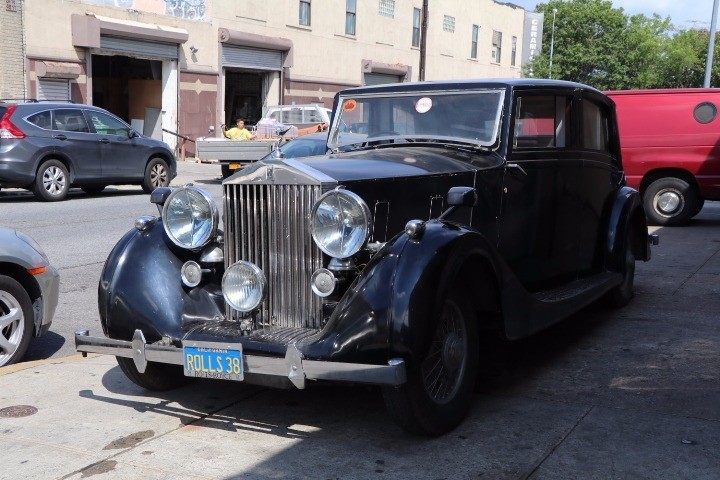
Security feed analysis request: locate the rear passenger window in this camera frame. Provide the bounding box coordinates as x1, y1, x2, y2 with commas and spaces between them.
582, 99, 610, 153
513, 95, 572, 149
53, 109, 90, 133
27, 111, 52, 130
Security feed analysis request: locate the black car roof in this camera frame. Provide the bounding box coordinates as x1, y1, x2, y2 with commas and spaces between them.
339, 78, 603, 97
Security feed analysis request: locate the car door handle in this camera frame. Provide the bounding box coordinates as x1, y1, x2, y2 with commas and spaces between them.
99, 138, 110, 144
506, 163, 528, 176
53, 134, 67, 140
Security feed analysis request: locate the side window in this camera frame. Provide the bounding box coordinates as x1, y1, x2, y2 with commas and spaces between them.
85, 111, 131, 136
306, 108, 323, 123
26, 111, 52, 130
582, 99, 610, 153
53, 109, 90, 133
513, 95, 572, 149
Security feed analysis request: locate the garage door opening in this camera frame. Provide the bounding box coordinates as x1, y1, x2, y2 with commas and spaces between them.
92, 55, 163, 139
224, 70, 264, 127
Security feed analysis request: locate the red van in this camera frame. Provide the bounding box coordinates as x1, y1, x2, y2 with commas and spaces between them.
606, 89, 720, 225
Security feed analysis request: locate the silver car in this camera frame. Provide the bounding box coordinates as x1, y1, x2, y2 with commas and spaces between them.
0, 227, 59, 367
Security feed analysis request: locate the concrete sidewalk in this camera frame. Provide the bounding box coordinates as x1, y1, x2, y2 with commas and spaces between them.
1, 217, 719, 479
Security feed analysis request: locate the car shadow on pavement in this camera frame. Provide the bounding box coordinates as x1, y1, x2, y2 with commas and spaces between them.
21, 331, 66, 361
81, 364, 388, 439
476, 302, 611, 394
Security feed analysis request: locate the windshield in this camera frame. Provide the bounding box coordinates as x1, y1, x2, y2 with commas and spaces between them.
328, 89, 504, 149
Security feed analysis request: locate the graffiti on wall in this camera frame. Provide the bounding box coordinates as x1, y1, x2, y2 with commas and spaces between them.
165, 0, 205, 19
86, 0, 206, 20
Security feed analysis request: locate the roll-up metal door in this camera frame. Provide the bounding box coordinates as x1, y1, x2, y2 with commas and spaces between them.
37, 78, 70, 101
364, 73, 402, 86
222, 45, 283, 71
100, 35, 178, 59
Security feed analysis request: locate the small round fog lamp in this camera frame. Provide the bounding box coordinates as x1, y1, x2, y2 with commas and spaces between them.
311, 268, 337, 297
181, 261, 203, 288
222, 261, 267, 312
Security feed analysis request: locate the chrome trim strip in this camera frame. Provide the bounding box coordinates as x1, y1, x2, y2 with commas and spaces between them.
75, 330, 406, 387
282, 159, 337, 184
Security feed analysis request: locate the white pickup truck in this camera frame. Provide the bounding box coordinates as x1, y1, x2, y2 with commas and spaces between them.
195, 137, 278, 178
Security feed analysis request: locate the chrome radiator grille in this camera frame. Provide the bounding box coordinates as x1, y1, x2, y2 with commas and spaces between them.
224, 183, 324, 329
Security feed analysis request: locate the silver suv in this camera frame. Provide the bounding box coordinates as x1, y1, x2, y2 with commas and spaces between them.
0, 101, 177, 201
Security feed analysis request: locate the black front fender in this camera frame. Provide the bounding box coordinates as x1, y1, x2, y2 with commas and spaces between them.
99, 222, 225, 343
306, 221, 503, 367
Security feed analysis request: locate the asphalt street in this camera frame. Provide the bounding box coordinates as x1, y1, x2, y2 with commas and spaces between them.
0, 160, 719, 479
0, 161, 223, 362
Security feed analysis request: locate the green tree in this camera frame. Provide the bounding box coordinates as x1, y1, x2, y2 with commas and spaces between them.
524, 0, 673, 90
658, 28, 720, 87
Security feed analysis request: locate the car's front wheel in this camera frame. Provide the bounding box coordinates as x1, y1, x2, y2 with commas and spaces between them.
116, 356, 191, 391
0, 275, 34, 367
142, 158, 170, 193
33, 159, 69, 201
382, 288, 479, 436
644, 177, 697, 226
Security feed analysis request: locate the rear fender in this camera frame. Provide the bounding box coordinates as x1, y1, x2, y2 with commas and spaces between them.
606, 186, 650, 267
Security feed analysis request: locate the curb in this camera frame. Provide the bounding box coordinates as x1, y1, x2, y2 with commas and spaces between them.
0, 353, 99, 376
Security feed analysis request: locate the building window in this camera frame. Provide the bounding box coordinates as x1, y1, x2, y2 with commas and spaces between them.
443, 15, 455, 33
511, 36, 517, 66
412, 8, 421, 47
492, 30, 502, 63
299, 0, 311, 26
379, 0, 394, 18
471, 24, 479, 59
346, 0, 357, 35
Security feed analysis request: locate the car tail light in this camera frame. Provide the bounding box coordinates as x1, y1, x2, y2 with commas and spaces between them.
0, 106, 26, 139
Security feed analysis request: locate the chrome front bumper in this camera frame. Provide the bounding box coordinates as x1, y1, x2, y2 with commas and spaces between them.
74, 329, 407, 389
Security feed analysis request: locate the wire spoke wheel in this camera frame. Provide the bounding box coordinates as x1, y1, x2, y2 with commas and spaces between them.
421, 298, 467, 404
382, 286, 479, 436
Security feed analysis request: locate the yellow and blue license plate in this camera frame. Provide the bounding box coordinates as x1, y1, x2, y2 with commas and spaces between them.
183, 342, 244, 381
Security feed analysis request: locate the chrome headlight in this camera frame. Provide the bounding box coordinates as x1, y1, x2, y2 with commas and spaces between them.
162, 186, 218, 249
222, 261, 267, 312
311, 189, 371, 258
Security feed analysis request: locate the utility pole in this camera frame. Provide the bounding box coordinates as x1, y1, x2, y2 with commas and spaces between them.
704, 0, 719, 88
419, 0, 428, 81
549, 8, 557, 79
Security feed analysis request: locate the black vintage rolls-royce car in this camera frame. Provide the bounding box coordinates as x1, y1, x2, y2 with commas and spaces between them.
76, 79, 657, 436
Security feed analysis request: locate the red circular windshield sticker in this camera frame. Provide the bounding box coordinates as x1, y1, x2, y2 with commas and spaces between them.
415, 97, 433, 113
343, 99, 357, 112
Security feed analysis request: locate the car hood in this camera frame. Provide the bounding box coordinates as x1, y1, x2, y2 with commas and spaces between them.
227, 146, 500, 186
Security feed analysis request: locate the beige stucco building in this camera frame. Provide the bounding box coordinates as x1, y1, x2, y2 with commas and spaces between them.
8, 0, 529, 154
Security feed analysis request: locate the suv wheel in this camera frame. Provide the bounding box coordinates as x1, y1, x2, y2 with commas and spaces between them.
33, 160, 69, 201
142, 158, 170, 193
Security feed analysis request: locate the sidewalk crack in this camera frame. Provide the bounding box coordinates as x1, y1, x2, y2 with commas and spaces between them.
520, 405, 594, 480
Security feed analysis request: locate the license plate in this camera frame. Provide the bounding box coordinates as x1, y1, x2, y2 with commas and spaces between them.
183, 342, 244, 381
229, 163, 240, 170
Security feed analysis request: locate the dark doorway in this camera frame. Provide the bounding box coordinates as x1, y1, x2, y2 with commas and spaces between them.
224, 70, 264, 126
92, 55, 162, 127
